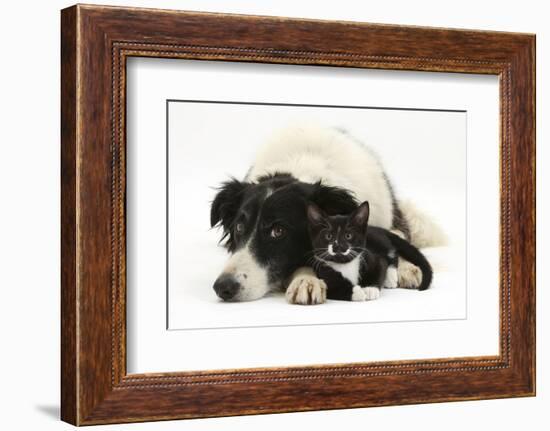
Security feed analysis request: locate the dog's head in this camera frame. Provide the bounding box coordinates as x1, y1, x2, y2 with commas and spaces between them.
210, 173, 357, 301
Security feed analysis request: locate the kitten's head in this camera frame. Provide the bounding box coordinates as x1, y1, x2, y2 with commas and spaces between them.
306, 201, 370, 264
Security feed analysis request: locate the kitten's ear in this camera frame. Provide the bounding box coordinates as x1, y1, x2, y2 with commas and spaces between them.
351, 201, 370, 228
307, 202, 328, 227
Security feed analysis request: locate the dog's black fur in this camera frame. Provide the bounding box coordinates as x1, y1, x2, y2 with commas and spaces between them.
210, 173, 358, 292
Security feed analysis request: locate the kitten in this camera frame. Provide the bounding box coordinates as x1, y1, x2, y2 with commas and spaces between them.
306, 201, 433, 301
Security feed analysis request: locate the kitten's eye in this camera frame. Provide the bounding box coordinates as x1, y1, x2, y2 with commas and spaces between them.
345, 232, 353, 240
325, 232, 333, 241
270, 225, 286, 239
235, 223, 245, 234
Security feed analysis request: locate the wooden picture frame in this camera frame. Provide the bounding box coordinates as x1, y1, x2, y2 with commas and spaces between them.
61, 4, 535, 425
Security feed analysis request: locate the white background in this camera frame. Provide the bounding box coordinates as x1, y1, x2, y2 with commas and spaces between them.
0, 0, 546, 430
127, 60, 502, 374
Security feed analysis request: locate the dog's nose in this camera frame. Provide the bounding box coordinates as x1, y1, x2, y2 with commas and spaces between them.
213, 274, 241, 301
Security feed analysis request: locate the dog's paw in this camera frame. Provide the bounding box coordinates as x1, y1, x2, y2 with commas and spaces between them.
286, 275, 327, 305
351, 285, 367, 301
384, 266, 398, 289
362, 286, 381, 300
397, 259, 423, 289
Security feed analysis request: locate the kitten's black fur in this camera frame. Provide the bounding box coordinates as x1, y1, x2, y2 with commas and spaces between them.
307, 201, 433, 302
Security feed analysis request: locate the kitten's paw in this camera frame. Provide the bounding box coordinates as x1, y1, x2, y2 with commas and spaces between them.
351, 285, 367, 301
361, 286, 381, 300
286, 276, 327, 305
384, 266, 398, 289
397, 259, 423, 289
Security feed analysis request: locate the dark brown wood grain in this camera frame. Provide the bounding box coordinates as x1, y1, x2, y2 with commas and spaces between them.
61, 4, 536, 425
60, 5, 77, 425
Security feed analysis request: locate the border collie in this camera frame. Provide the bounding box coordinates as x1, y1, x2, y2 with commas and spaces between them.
210, 125, 446, 304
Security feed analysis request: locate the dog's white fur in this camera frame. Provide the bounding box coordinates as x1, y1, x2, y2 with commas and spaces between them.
245, 125, 444, 305
220, 239, 272, 301
399, 200, 448, 248
285, 267, 327, 305
248, 125, 394, 230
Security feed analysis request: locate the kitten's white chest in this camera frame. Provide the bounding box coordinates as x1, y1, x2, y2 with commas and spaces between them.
326, 255, 362, 285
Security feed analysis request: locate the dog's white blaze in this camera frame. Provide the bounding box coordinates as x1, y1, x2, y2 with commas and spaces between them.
220, 240, 270, 301
325, 255, 361, 286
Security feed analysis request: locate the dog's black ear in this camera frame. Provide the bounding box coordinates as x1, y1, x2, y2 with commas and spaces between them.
308, 181, 358, 215
210, 178, 250, 230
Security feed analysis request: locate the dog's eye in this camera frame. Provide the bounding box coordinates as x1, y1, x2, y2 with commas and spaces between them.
235, 223, 245, 234
345, 232, 353, 240
325, 232, 333, 241
270, 225, 286, 239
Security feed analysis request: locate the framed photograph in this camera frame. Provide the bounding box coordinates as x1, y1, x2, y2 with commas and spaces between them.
61, 4, 535, 425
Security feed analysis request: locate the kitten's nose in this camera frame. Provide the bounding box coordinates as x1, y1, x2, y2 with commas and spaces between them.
333, 243, 346, 253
